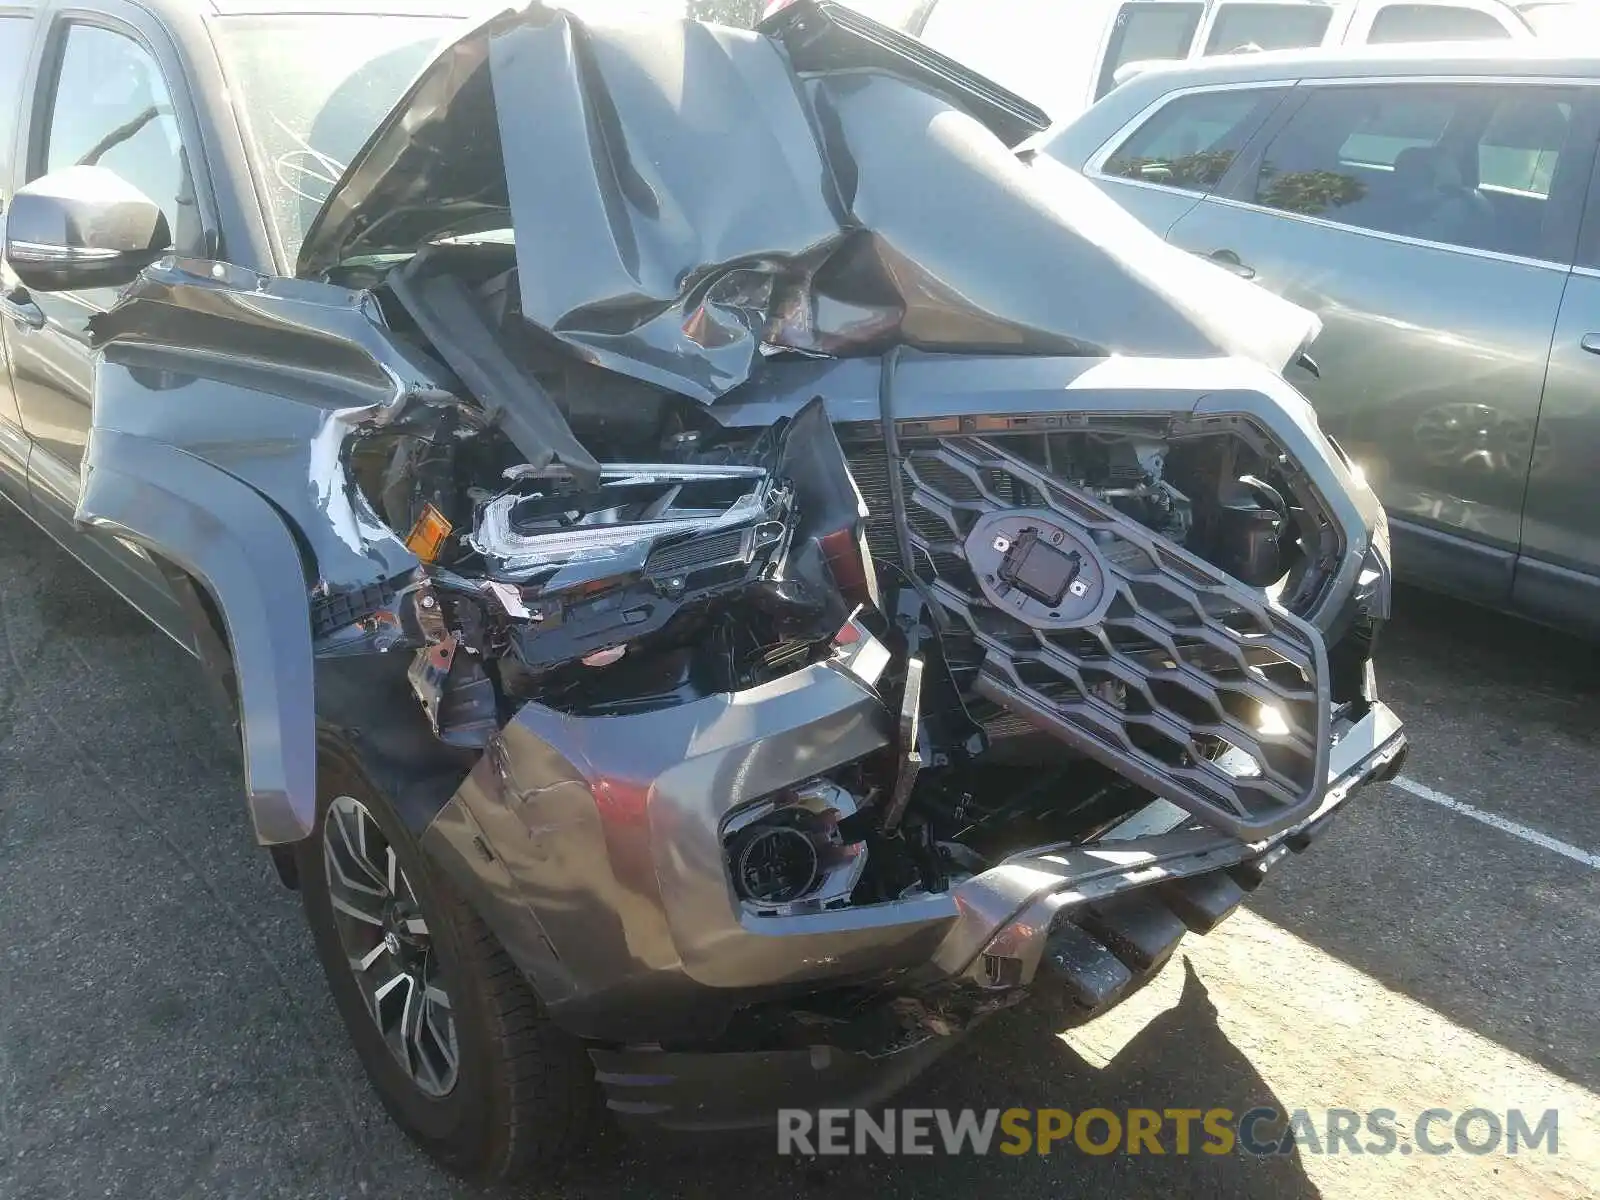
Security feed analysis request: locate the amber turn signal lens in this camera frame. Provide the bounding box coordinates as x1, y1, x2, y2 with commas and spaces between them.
405, 504, 453, 564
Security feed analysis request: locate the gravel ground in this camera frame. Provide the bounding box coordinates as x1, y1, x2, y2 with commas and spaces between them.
0, 514, 1596, 1199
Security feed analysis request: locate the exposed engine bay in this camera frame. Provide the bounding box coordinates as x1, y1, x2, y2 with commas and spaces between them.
306, 243, 1367, 904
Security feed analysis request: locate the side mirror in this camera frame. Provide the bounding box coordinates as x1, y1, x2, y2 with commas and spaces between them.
5, 165, 171, 292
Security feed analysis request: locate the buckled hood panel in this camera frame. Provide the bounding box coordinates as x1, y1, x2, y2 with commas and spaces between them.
296, 2, 1319, 402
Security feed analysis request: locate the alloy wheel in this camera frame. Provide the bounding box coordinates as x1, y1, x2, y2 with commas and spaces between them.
323, 795, 460, 1096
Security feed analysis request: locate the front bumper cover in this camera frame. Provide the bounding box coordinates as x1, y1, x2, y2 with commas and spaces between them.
586, 694, 1404, 1131
422, 620, 1405, 1120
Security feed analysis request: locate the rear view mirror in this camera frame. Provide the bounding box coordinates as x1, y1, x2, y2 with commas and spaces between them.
5, 165, 171, 292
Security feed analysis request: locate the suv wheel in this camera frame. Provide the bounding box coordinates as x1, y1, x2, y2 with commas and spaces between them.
296, 736, 601, 1181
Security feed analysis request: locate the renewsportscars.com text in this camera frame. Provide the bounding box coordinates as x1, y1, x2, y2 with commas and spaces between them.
777, 1107, 1559, 1157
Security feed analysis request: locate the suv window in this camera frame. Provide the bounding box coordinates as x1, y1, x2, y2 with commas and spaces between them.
0, 17, 34, 195
1479, 95, 1570, 198
1366, 4, 1511, 43
1204, 4, 1334, 54
1096, 3, 1204, 100
1102, 87, 1282, 193
1338, 96, 1453, 167
1253, 84, 1583, 259
40, 23, 192, 250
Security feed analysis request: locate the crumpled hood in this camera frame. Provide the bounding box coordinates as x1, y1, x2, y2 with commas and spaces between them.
297, 1, 1320, 402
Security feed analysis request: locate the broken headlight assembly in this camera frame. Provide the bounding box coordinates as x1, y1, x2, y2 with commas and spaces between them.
469, 463, 791, 588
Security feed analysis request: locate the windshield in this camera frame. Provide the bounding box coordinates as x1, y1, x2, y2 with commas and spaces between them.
217, 14, 469, 268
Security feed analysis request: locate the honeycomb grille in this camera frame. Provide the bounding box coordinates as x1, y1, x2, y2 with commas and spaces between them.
892, 435, 1331, 840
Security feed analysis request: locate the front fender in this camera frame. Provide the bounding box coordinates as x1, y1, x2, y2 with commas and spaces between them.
78, 429, 317, 844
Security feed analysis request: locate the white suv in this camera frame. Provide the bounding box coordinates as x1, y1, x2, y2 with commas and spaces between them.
791, 0, 1569, 121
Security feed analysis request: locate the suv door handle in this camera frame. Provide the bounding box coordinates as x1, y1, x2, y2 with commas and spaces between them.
1581, 333, 1600, 355
0, 285, 43, 331
1205, 248, 1256, 280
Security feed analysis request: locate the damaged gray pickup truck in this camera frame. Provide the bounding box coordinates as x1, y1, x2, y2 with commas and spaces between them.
0, 0, 1406, 1179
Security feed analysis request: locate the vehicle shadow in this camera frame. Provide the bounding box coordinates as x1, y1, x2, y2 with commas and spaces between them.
12, 531, 160, 644
1382, 584, 1600, 718
533, 959, 1319, 1200
1249, 584, 1600, 1095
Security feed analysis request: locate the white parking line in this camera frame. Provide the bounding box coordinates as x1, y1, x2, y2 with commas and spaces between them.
1392, 775, 1600, 870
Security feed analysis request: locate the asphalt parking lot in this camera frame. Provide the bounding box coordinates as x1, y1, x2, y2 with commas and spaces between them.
1, 515, 1596, 1200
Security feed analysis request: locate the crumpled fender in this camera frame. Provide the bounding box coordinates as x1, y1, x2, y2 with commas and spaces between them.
78, 429, 317, 844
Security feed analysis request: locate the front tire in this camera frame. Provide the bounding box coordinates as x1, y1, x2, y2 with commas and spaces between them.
296, 736, 600, 1181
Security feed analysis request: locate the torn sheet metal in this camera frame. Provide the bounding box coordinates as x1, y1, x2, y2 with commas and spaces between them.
296, 2, 1319, 405
85, 259, 437, 588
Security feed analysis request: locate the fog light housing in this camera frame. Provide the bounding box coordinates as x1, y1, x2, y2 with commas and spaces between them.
729, 823, 820, 905
722, 777, 868, 915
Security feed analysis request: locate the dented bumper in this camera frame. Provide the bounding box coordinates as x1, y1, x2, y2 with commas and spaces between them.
947, 697, 1405, 998
422, 617, 1404, 1124
603, 700, 1402, 1131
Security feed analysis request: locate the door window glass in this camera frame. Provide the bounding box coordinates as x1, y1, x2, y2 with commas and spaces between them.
1204, 4, 1333, 54
1096, 3, 1203, 99
1337, 96, 1453, 167
1252, 84, 1581, 258
41, 24, 190, 246
1366, 4, 1511, 43
0, 18, 35, 193
1478, 96, 1570, 198
1102, 87, 1280, 192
